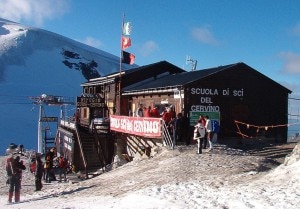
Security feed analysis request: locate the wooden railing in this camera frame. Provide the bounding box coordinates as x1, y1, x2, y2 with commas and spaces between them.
161, 120, 174, 149
74, 124, 88, 178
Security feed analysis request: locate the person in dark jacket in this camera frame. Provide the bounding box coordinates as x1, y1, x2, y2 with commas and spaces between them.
5, 155, 26, 203
45, 148, 56, 182
35, 155, 44, 191
173, 113, 184, 145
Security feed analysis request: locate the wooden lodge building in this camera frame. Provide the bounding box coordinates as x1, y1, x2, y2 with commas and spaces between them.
56, 61, 291, 176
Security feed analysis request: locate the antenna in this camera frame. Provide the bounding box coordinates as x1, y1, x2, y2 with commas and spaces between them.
186, 55, 198, 71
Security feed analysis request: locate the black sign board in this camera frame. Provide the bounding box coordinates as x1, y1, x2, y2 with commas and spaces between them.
76, 96, 105, 107
41, 117, 58, 122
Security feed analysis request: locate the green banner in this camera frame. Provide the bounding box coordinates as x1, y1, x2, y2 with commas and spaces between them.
189, 111, 220, 126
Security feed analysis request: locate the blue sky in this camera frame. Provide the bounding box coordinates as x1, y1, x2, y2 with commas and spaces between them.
1, 0, 300, 98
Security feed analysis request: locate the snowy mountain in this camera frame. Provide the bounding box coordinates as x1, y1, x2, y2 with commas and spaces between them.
0, 18, 134, 154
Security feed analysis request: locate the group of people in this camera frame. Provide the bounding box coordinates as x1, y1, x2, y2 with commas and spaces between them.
41, 148, 69, 184
136, 104, 223, 146
134, 104, 220, 150
194, 115, 216, 154
135, 104, 177, 122
33, 148, 69, 193
135, 104, 189, 145
135, 104, 161, 118
5, 147, 70, 203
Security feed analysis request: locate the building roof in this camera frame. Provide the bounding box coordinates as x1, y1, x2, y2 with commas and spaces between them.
122, 62, 292, 95
122, 63, 236, 94
81, 60, 185, 87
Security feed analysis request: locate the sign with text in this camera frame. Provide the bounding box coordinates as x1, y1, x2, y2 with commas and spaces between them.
41, 117, 58, 122
76, 96, 105, 107
110, 115, 162, 138
189, 87, 244, 112
189, 111, 220, 126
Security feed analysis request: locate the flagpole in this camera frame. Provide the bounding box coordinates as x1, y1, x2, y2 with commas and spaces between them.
118, 12, 125, 115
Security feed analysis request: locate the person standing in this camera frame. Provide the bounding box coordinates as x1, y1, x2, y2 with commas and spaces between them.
150, 105, 160, 118
144, 106, 152, 117
5, 155, 26, 203
35, 155, 44, 191
194, 121, 206, 154
181, 113, 190, 145
198, 115, 207, 148
135, 104, 144, 117
205, 115, 213, 150
174, 113, 184, 145
169, 105, 176, 119
58, 155, 68, 182
44, 154, 51, 183
162, 107, 172, 125
45, 148, 56, 182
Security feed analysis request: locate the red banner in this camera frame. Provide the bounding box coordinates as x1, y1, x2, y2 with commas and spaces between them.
110, 115, 162, 138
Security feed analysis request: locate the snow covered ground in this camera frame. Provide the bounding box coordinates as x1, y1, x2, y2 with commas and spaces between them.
0, 142, 299, 209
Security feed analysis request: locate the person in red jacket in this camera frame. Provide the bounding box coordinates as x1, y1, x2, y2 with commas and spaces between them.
144, 106, 152, 117
150, 106, 160, 118
162, 107, 172, 124
6, 155, 26, 203
58, 155, 69, 182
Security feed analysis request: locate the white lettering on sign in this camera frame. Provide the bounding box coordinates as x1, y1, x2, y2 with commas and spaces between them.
200, 97, 213, 103
191, 105, 220, 112
233, 89, 244, 97
191, 88, 219, 95
110, 117, 120, 128
63, 135, 72, 151
190, 88, 244, 97
133, 120, 160, 134
189, 87, 244, 112
110, 115, 162, 137
223, 88, 230, 95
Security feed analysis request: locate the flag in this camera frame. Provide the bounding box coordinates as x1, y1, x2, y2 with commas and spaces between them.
123, 22, 132, 35
122, 51, 135, 65
121, 36, 131, 50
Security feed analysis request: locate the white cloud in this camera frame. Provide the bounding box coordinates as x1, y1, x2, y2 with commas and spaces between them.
79, 37, 102, 49
139, 40, 159, 56
191, 26, 218, 45
0, 0, 70, 26
279, 52, 300, 74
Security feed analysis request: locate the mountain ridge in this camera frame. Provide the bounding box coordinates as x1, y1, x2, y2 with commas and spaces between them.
0, 18, 135, 153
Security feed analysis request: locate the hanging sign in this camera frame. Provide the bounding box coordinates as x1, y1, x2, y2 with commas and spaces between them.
110, 115, 162, 138
41, 117, 58, 122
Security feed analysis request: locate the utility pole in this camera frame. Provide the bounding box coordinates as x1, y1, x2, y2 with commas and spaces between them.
30, 94, 75, 153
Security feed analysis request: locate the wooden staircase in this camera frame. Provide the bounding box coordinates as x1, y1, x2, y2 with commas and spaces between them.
75, 126, 106, 174
57, 118, 113, 178
78, 128, 104, 170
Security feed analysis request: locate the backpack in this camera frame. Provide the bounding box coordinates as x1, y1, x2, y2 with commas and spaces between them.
211, 120, 220, 133
198, 124, 206, 138
5, 157, 14, 176
58, 157, 68, 168
193, 126, 200, 139
30, 161, 36, 173
44, 161, 50, 169
193, 123, 205, 139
